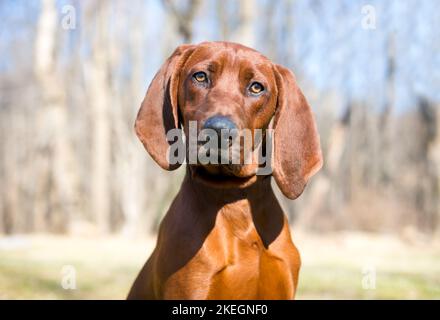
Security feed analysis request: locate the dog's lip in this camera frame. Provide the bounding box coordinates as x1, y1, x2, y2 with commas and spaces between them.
189, 165, 257, 189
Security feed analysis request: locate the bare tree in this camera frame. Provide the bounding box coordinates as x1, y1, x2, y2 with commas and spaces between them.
33, 0, 78, 232
415, 98, 440, 233
379, 33, 396, 187
217, 0, 231, 41
85, 1, 112, 234
232, 0, 256, 47
162, 0, 201, 42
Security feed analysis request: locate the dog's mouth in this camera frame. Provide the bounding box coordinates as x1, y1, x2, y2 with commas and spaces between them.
189, 164, 258, 188
187, 131, 267, 188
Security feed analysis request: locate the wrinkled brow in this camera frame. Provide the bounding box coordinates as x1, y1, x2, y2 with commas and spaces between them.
240, 67, 255, 82
207, 61, 220, 73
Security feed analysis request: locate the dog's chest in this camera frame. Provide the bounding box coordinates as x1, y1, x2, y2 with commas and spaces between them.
206, 239, 296, 299
160, 199, 299, 299
164, 209, 297, 299
163, 237, 297, 299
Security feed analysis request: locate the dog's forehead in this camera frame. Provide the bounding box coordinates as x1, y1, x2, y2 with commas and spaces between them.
184, 42, 272, 75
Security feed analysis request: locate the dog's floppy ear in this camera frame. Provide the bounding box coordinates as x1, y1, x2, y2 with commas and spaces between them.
135, 44, 195, 170
272, 64, 323, 199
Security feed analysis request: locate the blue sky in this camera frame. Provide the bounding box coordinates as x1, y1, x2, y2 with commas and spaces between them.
1, 0, 439, 112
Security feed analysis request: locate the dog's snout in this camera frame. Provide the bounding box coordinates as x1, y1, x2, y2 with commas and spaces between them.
203, 116, 237, 133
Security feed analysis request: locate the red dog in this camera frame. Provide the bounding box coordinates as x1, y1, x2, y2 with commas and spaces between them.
128, 42, 322, 299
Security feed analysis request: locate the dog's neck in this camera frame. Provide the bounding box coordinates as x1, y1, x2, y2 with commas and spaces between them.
184, 166, 273, 204
179, 167, 285, 247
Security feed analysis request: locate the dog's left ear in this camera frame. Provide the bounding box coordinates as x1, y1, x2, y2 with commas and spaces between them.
272, 64, 323, 200
135, 44, 195, 170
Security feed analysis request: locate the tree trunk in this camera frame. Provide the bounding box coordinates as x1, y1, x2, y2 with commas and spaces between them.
233, 0, 256, 47
162, 0, 201, 43
87, 1, 112, 234
33, 0, 78, 233
379, 34, 396, 186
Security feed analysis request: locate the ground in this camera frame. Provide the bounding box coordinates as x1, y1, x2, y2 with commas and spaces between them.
0, 231, 439, 299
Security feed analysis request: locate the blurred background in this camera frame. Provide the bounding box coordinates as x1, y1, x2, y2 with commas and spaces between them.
0, 0, 439, 299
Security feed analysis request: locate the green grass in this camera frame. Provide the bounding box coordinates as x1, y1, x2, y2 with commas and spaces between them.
298, 264, 440, 299
294, 231, 440, 299
0, 236, 155, 299
0, 232, 439, 299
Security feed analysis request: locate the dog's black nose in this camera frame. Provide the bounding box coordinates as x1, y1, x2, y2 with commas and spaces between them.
202, 116, 237, 149
203, 116, 237, 133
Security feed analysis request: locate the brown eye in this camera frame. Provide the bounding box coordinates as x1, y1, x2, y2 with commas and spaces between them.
249, 82, 264, 94
193, 71, 207, 83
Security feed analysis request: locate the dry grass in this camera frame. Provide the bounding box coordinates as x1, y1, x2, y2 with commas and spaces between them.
293, 230, 440, 299
0, 231, 439, 299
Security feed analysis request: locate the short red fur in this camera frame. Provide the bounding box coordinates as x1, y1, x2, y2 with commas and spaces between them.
128, 42, 322, 299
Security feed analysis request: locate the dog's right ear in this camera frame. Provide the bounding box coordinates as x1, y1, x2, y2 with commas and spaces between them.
135, 44, 195, 170
272, 64, 323, 200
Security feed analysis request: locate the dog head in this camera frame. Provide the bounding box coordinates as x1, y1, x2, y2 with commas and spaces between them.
135, 41, 322, 199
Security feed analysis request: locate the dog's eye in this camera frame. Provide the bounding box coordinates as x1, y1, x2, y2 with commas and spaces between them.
249, 82, 264, 95
193, 71, 208, 83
